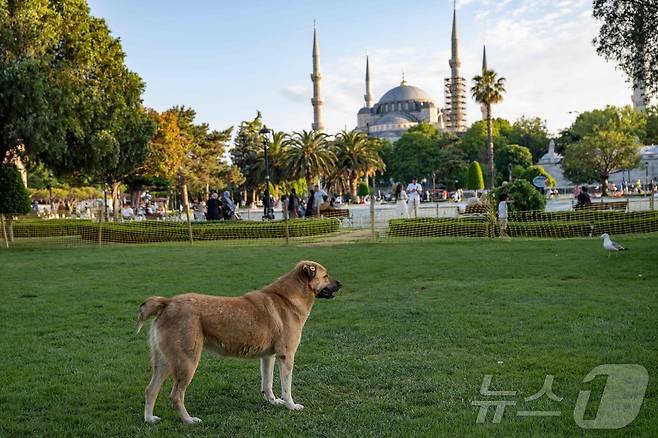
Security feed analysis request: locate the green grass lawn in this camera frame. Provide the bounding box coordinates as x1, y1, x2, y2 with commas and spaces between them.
0, 236, 656, 437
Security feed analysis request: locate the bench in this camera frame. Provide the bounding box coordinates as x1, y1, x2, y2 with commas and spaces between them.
579, 200, 628, 212
320, 208, 352, 225
461, 204, 490, 215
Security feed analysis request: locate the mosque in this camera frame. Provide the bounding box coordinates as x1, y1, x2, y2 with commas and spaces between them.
309, 4, 477, 142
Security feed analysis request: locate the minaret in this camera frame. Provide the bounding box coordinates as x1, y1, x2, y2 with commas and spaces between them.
364, 56, 373, 108
632, 78, 649, 111
480, 45, 489, 120
444, 1, 467, 133
310, 24, 324, 132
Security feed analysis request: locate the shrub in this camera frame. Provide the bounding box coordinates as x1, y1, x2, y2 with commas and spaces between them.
0, 164, 30, 215
467, 161, 484, 190
522, 165, 556, 188
493, 179, 546, 212
357, 181, 370, 197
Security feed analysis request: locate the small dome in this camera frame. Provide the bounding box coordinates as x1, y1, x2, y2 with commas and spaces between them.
372, 112, 418, 126
378, 84, 433, 104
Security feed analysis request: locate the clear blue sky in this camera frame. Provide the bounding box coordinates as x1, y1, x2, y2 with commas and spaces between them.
88, 0, 632, 135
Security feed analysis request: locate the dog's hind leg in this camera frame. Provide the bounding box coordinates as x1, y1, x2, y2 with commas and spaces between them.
144, 347, 170, 423
169, 339, 203, 424
261, 355, 284, 406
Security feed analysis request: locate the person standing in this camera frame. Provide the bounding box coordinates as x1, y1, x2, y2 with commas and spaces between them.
406, 177, 422, 218
498, 193, 509, 237
287, 189, 300, 219
313, 184, 326, 216
221, 191, 236, 220
305, 189, 315, 218
394, 183, 409, 218
206, 192, 221, 221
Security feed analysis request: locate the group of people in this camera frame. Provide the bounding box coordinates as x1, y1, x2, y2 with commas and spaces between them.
393, 177, 423, 218
286, 185, 337, 218
205, 191, 238, 221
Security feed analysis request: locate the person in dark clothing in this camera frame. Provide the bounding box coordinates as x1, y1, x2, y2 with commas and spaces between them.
206, 192, 221, 220
221, 191, 236, 220
576, 186, 591, 209
305, 190, 315, 217
288, 189, 300, 218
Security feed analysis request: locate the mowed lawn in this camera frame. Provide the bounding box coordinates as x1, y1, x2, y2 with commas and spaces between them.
0, 236, 656, 437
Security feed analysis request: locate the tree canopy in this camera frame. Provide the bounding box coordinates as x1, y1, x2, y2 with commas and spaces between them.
0, 0, 154, 183
593, 0, 658, 98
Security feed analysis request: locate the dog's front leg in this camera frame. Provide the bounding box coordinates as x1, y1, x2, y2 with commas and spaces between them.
260, 355, 285, 406
277, 353, 303, 410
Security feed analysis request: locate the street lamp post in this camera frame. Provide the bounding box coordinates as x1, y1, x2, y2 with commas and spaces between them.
259, 126, 275, 220
645, 162, 650, 191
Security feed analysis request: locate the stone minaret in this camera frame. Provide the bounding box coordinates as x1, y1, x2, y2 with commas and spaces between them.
632, 78, 650, 111
480, 45, 489, 120
444, 1, 467, 133
364, 56, 373, 108
311, 25, 324, 132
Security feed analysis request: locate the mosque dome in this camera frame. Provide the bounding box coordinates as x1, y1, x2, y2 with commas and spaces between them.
372, 112, 418, 125
378, 83, 433, 104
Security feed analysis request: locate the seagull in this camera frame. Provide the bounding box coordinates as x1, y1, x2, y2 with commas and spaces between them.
601, 233, 627, 256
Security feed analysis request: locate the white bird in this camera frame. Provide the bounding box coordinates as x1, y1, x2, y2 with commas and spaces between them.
601, 233, 627, 256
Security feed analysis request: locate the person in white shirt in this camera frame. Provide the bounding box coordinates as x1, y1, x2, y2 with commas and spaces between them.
121, 204, 135, 221
394, 183, 409, 218
498, 193, 509, 237
313, 185, 326, 215
406, 177, 422, 217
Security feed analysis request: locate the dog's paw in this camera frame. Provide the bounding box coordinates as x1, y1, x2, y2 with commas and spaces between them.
286, 402, 304, 411
144, 415, 161, 424
268, 397, 286, 406
183, 416, 202, 424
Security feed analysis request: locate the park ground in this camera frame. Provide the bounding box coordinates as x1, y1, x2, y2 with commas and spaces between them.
0, 236, 657, 437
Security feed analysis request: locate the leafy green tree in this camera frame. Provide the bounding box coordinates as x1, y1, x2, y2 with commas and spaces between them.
493, 179, 546, 212
284, 130, 335, 188
494, 144, 532, 183
508, 117, 551, 161
562, 130, 641, 196
231, 113, 264, 205
593, 0, 658, 98
645, 106, 658, 145
254, 131, 290, 197
457, 118, 512, 164
560, 106, 646, 144
471, 69, 507, 189
385, 123, 463, 188
1, 0, 155, 194
467, 161, 485, 190
0, 164, 31, 245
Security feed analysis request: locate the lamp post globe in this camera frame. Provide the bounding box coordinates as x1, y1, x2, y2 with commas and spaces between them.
259, 126, 275, 220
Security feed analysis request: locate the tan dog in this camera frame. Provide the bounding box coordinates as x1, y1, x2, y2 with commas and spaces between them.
136, 260, 342, 424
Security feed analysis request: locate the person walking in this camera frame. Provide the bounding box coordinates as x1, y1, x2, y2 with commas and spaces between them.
206, 192, 221, 221
406, 177, 422, 218
394, 183, 409, 218
313, 184, 326, 216
575, 186, 591, 209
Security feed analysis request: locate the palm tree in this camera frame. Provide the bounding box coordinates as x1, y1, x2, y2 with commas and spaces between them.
284, 130, 336, 188
333, 130, 385, 197
471, 69, 506, 189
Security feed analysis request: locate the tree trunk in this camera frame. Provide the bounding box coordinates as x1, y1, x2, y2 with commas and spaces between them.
1, 214, 8, 248
111, 181, 122, 221
349, 175, 358, 198
602, 176, 609, 197
486, 106, 494, 189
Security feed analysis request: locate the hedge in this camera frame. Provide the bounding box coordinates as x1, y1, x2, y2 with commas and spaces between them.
388, 210, 658, 238
9, 218, 340, 243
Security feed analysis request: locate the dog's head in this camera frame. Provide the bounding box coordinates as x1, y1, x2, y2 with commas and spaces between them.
298, 261, 342, 299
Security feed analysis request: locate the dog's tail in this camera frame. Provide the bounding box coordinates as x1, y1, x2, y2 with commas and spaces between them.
136, 296, 170, 334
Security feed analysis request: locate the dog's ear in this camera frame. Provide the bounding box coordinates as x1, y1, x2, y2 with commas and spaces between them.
302, 264, 317, 280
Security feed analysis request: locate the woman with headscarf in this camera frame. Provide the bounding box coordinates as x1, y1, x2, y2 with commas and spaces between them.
221, 191, 236, 220
287, 188, 300, 218
305, 189, 315, 218
206, 192, 221, 220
